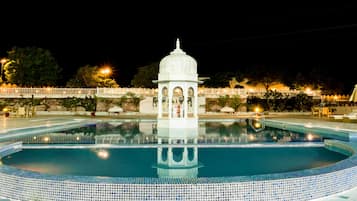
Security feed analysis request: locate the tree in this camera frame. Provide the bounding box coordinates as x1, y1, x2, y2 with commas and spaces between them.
4, 46, 62, 86
131, 62, 159, 88
229, 95, 242, 111
66, 65, 119, 88
295, 92, 313, 112
119, 92, 144, 111
217, 95, 229, 107
284, 72, 306, 90
66, 65, 97, 87
203, 71, 242, 88
263, 90, 283, 111
81, 95, 97, 112
229, 77, 239, 88
245, 65, 282, 91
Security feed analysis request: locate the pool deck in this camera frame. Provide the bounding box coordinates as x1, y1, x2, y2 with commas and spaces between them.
1, 114, 357, 201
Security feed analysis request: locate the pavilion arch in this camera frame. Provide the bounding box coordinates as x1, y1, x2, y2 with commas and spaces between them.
172, 86, 184, 118
161, 87, 169, 113
187, 87, 195, 114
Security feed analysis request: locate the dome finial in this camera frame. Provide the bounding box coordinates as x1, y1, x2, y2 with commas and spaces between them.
176, 38, 180, 49
170, 38, 185, 54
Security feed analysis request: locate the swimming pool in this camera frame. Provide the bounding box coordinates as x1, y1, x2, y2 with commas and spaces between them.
1, 118, 357, 201
2, 146, 346, 177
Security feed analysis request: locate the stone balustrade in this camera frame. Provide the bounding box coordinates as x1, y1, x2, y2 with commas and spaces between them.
0, 87, 322, 99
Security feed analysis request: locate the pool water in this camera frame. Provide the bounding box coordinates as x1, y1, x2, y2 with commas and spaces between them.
3, 120, 327, 145
1, 147, 347, 177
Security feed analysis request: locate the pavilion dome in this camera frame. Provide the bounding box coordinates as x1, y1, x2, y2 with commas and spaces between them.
159, 39, 197, 79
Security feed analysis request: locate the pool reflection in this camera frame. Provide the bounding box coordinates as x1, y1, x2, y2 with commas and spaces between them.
5, 119, 323, 145
155, 118, 200, 178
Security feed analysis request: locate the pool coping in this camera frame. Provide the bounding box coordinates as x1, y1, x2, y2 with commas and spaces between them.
2, 118, 357, 200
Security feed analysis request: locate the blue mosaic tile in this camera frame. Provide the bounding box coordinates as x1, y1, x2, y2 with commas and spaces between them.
2, 121, 357, 200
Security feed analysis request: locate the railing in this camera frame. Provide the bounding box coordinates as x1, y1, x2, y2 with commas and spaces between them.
97, 87, 157, 97
321, 94, 350, 102
198, 88, 321, 98
198, 88, 250, 97
0, 87, 322, 98
0, 88, 96, 98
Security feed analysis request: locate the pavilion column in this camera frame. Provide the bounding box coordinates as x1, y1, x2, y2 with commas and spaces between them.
168, 147, 173, 165
194, 86, 198, 118
194, 146, 198, 161
168, 85, 173, 119
157, 147, 162, 163
158, 87, 162, 118
183, 87, 188, 118
183, 147, 188, 164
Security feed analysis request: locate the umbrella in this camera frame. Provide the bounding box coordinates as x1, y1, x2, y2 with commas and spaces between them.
349, 84, 357, 102
220, 106, 235, 113
108, 106, 123, 113
108, 122, 123, 126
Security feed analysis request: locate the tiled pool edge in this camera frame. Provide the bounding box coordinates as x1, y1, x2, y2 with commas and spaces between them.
263, 119, 353, 141
0, 119, 92, 143
1, 140, 357, 200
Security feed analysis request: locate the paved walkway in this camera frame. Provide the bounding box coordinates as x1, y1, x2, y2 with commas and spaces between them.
0, 116, 86, 132
1, 114, 357, 201
268, 116, 357, 131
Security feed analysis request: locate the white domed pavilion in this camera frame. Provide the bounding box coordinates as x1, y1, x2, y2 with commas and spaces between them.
156, 39, 199, 119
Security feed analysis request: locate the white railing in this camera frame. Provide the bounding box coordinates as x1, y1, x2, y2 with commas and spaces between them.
197, 88, 321, 98
198, 88, 249, 97
96, 88, 157, 97
0, 87, 322, 98
0, 88, 96, 98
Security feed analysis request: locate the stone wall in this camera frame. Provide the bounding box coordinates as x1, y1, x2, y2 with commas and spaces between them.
0, 97, 140, 114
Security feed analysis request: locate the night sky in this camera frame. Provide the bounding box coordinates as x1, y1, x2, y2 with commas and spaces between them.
1, 2, 357, 91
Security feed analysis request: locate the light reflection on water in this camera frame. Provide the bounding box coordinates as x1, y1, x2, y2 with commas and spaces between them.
15, 163, 65, 175
3, 119, 324, 145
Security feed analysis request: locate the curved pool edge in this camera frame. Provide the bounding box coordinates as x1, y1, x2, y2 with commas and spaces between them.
262, 119, 354, 141
0, 118, 92, 142
1, 140, 357, 200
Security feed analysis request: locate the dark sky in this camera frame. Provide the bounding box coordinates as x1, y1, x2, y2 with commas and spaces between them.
1, 2, 357, 90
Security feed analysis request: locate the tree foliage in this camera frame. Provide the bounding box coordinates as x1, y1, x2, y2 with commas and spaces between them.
203, 72, 242, 88
4, 46, 62, 86
66, 65, 119, 88
294, 92, 313, 112
263, 90, 284, 111
247, 92, 313, 112
66, 65, 97, 87
230, 95, 242, 111
217, 95, 229, 107
131, 62, 159, 88
229, 77, 239, 88
60, 96, 97, 112
245, 65, 282, 91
